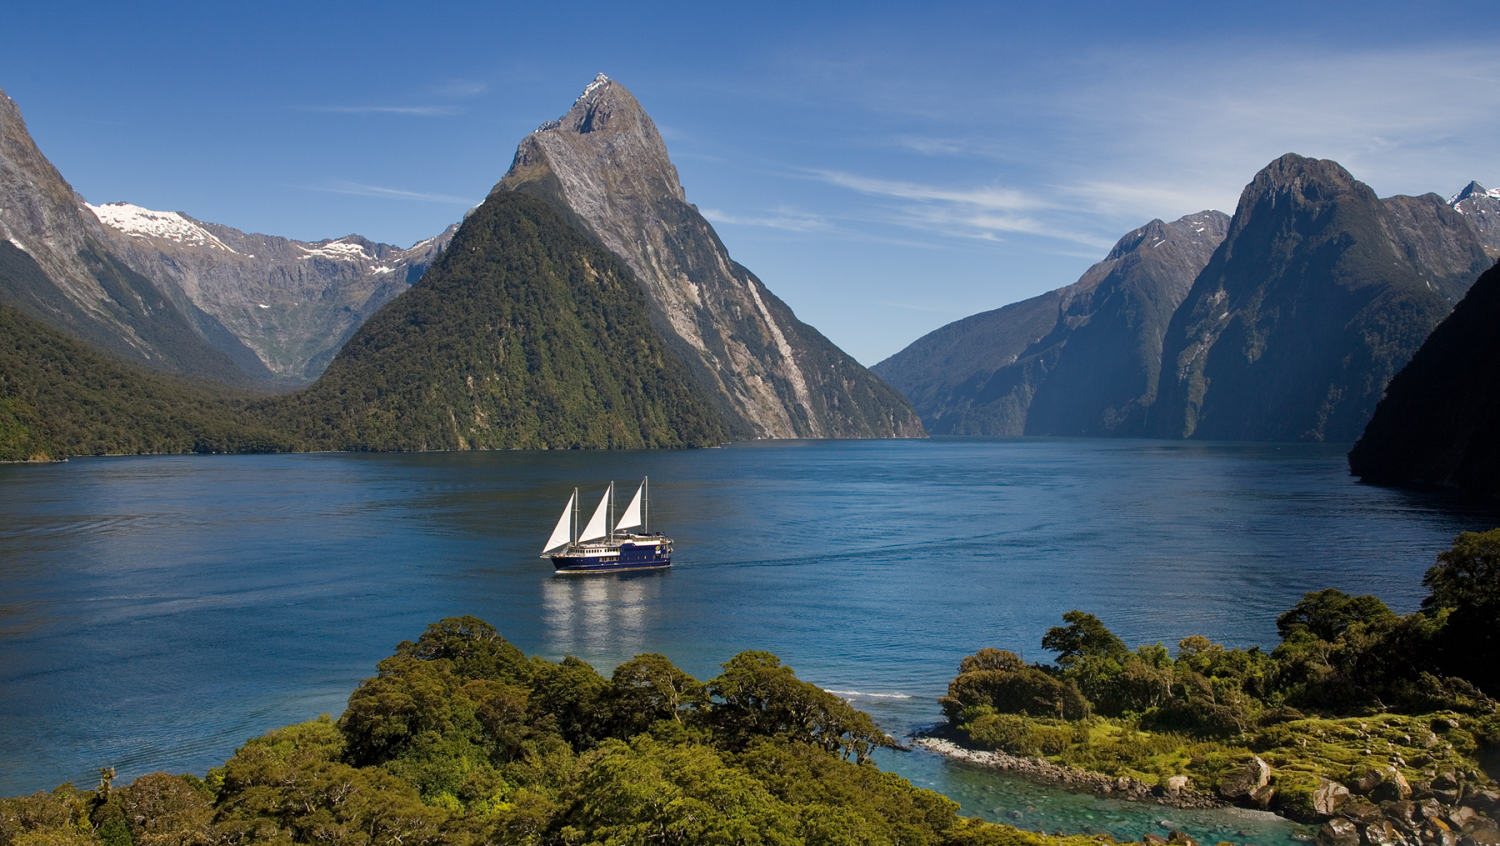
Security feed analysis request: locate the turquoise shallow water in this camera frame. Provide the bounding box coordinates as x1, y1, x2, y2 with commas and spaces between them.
1, 438, 1495, 841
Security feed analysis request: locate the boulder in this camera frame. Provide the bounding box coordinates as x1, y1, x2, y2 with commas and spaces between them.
1361, 820, 1402, 846
1371, 769, 1413, 803
1459, 830, 1500, 846
1341, 797, 1386, 824
1144, 834, 1170, 845
1315, 778, 1353, 816
1167, 832, 1200, 846
1320, 819, 1361, 846
1220, 756, 1273, 799
1447, 808, 1477, 830
1166, 775, 1192, 796
1352, 770, 1387, 795
1418, 800, 1447, 822
1251, 784, 1277, 810
1467, 791, 1500, 816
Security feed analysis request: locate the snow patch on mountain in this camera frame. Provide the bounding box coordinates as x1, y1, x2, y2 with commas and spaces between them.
86, 202, 240, 254
297, 240, 370, 262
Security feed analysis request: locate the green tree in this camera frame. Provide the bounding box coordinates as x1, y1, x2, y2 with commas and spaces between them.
1040, 611, 1127, 669
1423, 529, 1500, 696
609, 653, 708, 736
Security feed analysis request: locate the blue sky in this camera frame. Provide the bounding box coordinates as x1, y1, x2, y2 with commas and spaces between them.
4, 1, 1496, 364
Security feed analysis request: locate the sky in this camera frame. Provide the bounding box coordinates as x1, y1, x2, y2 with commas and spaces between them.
3, 0, 1497, 365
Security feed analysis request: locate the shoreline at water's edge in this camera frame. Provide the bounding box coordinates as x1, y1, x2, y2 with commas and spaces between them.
913, 731, 1229, 812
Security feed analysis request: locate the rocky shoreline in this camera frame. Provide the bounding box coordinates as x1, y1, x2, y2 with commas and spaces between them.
915, 732, 1500, 846
914, 734, 1226, 810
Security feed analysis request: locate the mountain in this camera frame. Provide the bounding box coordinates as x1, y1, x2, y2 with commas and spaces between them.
267, 192, 729, 450
1149, 154, 1492, 442
873, 211, 1229, 435
88, 202, 456, 383
1348, 260, 1500, 494
0, 301, 289, 461
1448, 181, 1500, 259
491, 74, 923, 440
0, 86, 269, 387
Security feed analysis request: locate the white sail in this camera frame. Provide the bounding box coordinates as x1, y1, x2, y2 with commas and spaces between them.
542, 490, 575, 554
615, 479, 645, 531
578, 484, 612, 542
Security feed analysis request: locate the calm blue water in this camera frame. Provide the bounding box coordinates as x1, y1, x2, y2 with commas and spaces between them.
1, 439, 1495, 842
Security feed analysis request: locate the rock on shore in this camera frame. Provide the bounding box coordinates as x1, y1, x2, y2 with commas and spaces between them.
915, 737, 1224, 810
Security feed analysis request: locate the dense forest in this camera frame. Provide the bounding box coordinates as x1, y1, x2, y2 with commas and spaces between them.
940, 530, 1500, 833
0, 618, 1100, 846
0, 302, 291, 462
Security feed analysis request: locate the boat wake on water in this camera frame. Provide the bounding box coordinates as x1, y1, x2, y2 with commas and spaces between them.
825, 689, 915, 700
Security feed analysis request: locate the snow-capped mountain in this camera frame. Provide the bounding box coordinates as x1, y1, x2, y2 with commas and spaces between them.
88, 201, 456, 381
1448, 181, 1500, 258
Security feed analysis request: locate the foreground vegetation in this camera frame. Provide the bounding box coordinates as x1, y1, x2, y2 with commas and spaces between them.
942, 530, 1500, 829
1, 618, 1103, 846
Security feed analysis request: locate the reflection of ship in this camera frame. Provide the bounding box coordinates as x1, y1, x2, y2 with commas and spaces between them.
541, 478, 673, 573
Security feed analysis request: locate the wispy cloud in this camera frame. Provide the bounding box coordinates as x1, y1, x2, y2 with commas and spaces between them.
811, 170, 1046, 211
805, 169, 1115, 249
699, 206, 832, 232
302, 181, 476, 204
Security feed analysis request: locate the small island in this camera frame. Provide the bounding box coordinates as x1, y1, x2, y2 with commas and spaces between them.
928, 531, 1500, 846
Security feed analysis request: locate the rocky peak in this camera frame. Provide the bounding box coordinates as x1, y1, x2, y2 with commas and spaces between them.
1448, 181, 1499, 205
492, 75, 922, 439
1238, 154, 1371, 221
1150, 153, 1471, 442
1446, 180, 1500, 259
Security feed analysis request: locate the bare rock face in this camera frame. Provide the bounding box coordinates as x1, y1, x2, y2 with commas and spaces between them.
87, 202, 455, 382
0, 85, 264, 386
492, 74, 922, 439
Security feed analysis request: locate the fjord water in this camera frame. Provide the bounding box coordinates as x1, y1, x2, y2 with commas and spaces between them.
2, 439, 1495, 840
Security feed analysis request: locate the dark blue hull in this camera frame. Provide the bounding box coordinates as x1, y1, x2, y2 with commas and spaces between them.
550, 537, 672, 573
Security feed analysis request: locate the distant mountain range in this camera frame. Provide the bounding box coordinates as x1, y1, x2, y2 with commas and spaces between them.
0, 76, 922, 455
88, 202, 456, 383
1, 85, 455, 389
874, 211, 1228, 435
877, 154, 1495, 442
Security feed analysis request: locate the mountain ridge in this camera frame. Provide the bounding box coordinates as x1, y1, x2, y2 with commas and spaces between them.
493, 74, 924, 440
87, 200, 456, 382
1149, 153, 1490, 442
873, 210, 1229, 435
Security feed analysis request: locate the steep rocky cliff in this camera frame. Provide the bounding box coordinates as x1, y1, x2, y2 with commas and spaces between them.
1150, 154, 1491, 442
873, 211, 1228, 435
492, 75, 923, 439
1348, 260, 1500, 494
88, 202, 455, 382
0, 85, 264, 386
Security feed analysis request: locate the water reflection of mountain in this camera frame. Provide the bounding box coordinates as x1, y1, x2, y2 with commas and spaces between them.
542, 571, 667, 661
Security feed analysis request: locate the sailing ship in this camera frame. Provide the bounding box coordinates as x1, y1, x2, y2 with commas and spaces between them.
541, 478, 673, 573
